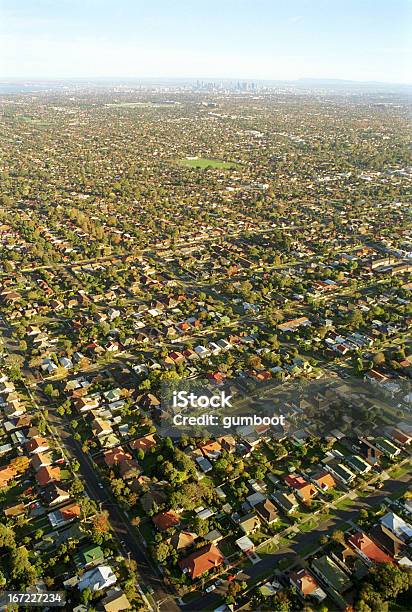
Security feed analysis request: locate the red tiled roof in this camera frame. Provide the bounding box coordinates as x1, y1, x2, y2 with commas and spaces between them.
103, 446, 132, 468
35, 466, 61, 486
26, 436, 49, 453
284, 474, 316, 501
348, 532, 393, 564
129, 434, 157, 453
152, 510, 180, 532
179, 544, 224, 579
290, 568, 319, 596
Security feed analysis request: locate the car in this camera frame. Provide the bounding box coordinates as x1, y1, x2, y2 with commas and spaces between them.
205, 584, 216, 593
214, 579, 223, 586
98, 483, 104, 489
146, 586, 154, 595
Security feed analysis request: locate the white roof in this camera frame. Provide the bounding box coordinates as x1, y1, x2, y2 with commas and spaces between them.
235, 535, 254, 551
78, 565, 117, 592
380, 512, 412, 540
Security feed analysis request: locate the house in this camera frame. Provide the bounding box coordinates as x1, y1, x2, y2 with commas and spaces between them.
103, 447, 132, 468
390, 428, 412, 446
380, 512, 412, 542
101, 589, 131, 612
374, 437, 401, 459
179, 544, 224, 580
217, 435, 236, 454
152, 510, 180, 532
169, 531, 198, 551
278, 316, 310, 332
129, 434, 157, 453
246, 491, 266, 508
0, 465, 21, 487
348, 532, 393, 565
91, 418, 113, 438
235, 535, 255, 554
313, 471, 336, 492
48, 502, 81, 527
42, 483, 71, 506
311, 555, 352, 594
325, 462, 355, 484
35, 465, 61, 486
26, 436, 50, 455
31, 452, 52, 471
369, 524, 405, 557
239, 512, 261, 534
344, 455, 372, 475
358, 439, 382, 465
74, 544, 105, 569
60, 357, 73, 370
272, 492, 299, 514
284, 474, 317, 502
196, 456, 213, 473
205, 529, 223, 545
75, 396, 100, 412
198, 440, 222, 460
289, 568, 326, 602
119, 459, 140, 481
78, 565, 117, 592
255, 499, 278, 525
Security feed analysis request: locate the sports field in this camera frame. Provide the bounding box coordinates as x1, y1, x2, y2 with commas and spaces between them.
177, 157, 238, 169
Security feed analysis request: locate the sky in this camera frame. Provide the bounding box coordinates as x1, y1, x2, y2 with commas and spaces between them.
0, 0, 411, 83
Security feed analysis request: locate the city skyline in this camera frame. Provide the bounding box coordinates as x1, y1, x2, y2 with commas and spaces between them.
0, 0, 411, 84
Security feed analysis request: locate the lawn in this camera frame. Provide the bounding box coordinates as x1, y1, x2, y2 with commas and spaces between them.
177, 157, 238, 170
335, 497, 355, 510
388, 463, 411, 479
257, 538, 279, 555
298, 518, 318, 533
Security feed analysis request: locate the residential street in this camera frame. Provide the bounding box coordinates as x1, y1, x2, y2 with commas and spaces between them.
185, 471, 412, 610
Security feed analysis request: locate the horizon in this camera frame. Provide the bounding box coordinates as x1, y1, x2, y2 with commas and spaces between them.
0, 0, 411, 85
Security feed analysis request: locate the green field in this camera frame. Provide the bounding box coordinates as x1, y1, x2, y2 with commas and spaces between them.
177, 157, 238, 169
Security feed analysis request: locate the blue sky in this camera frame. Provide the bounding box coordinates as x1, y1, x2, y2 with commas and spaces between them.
0, 0, 411, 82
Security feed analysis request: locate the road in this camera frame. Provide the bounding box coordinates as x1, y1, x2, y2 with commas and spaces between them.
185, 470, 412, 610
0, 315, 179, 612
47, 407, 180, 612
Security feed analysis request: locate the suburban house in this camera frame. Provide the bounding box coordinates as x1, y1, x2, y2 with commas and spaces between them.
311, 555, 352, 594
152, 510, 180, 532
325, 462, 355, 484
374, 438, 401, 459
369, 524, 405, 558
272, 492, 299, 514
101, 589, 131, 612
255, 499, 278, 525
78, 565, 117, 592
129, 434, 157, 453
179, 544, 224, 580
348, 532, 393, 565
35, 465, 61, 486
344, 455, 372, 475
289, 568, 326, 602
380, 512, 412, 542
26, 436, 50, 455
239, 512, 261, 534
313, 471, 336, 491
284, 474, 317, 502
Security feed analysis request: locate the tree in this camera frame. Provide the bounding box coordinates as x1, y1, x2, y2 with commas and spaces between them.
0, 524, 15, 548
152, 541, 172, 564
226, 581, 242, 604
92, 511, 110, 535
11, 546, 36, 584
